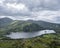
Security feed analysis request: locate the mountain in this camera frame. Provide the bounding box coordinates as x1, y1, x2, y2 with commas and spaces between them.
0, 17, 13, 28
27, 20, 60, 28
0, 18, 60, 33
5, 20, 44, 32
26, 20, 60, 33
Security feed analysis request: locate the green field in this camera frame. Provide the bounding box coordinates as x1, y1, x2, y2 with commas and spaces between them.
0, 34, 60, 48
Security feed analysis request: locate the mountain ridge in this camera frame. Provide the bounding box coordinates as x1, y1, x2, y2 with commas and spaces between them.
0, 17, 60, 33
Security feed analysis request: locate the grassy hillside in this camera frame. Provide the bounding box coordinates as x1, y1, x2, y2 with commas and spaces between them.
0, 18, 60, 48
0, 33, 60, 48
6, 21, 44, 32
0, 18, 60, 33
0, 20, 45, 35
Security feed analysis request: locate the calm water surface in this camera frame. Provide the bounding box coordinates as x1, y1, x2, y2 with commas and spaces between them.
6, 30, 55, 39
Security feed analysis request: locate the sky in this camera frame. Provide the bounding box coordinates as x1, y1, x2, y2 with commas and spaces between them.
0, 0, 60, 23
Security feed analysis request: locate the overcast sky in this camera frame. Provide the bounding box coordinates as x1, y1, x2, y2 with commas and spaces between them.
0, 0, 60, 23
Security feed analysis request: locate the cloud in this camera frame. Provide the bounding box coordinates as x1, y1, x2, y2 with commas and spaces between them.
0, 0, 31, 16
0, 0, 60, 16
29, 10, 60, 23
6, 3, 25, 11
0, 0, 60, 23
15, 0, 60, 11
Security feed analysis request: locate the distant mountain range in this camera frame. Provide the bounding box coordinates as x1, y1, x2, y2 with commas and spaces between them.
0, 17, 60, 33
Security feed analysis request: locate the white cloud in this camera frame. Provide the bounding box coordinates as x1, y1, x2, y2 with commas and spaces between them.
5, 3, 29, 14
0, 10, 60, 23
0, 1, 30, 16
6, 3, 26, 11
31, 10, 60, 23
0, 0, 4, 3
0, 0, 4, 6
0, 16, 16, 20
0, 15, 32, 20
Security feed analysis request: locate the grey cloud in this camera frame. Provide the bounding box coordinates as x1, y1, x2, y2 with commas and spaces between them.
0, 0, 60, 17
55, 16, 60, 22
16, 0, 60, 11
0, 1, 31, 16
4, 0, 60, 11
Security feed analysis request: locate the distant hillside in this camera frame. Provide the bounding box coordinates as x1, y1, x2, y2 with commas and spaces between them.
27, 20, 60, 29
0, 18, 60, 33
26, 20, 60, 33
0, 17, 13, 28
5, 20, 44, 32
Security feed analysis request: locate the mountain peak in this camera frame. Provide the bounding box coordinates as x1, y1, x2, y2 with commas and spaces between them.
0, 17, 12, 20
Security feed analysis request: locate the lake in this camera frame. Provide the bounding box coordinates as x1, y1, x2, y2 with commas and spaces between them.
6, 30, 55, 39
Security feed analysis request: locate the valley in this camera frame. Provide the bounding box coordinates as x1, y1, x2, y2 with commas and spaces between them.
0, 18, 60, 48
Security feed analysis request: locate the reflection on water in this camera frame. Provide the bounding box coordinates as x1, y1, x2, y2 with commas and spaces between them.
6, 30, 55, 39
